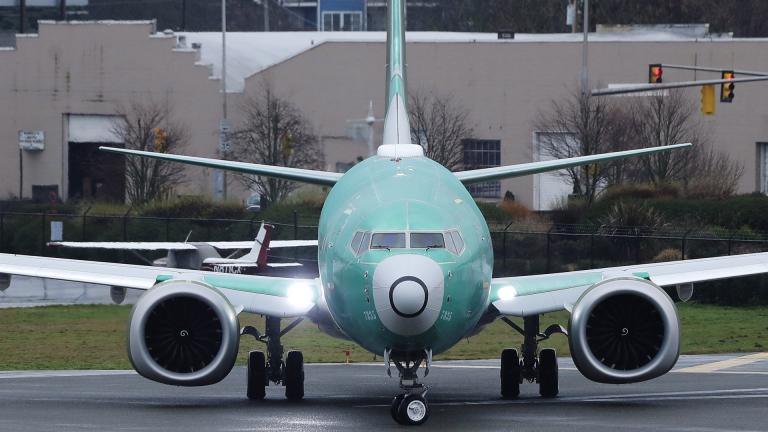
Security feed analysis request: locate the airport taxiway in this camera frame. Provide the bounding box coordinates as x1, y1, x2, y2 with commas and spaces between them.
0, 353, 767, 431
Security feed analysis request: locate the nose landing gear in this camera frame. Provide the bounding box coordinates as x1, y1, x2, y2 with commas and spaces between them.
387, 349, 433, 425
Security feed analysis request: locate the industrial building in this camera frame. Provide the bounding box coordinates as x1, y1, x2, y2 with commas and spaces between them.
1, 20, 768, 209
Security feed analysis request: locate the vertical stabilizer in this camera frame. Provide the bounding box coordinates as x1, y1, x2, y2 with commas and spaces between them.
379, 0, 423, 157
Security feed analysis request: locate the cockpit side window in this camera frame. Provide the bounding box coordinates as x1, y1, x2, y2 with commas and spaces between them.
371, 232, 406, 249
410, 232, 445, 249
350, 231, 364, 254
356, 232, 371, 255
449, 230, 465, 254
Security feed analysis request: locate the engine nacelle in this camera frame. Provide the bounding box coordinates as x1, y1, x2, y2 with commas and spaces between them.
569, 277, 680, 384
128, 280, 240, 386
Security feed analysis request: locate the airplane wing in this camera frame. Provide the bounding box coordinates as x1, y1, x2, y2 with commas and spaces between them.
490, 252, 768, 317
0, 253, 318, 318
206, 240, 318, 249
455, 144, 691, 184
48, 241, 199, 250
100, 147, 342, 186
49, 240, 318, 251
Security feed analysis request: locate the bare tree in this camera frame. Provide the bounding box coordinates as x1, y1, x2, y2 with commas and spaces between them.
627, 90, 707, 186
533, 90, 631, 205
686, 146, 744, 198
231, 85, 322, 204
112, 100, 188, 204
409, 91, 474, 171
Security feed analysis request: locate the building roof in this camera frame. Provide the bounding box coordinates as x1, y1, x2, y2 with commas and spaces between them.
177, 30, 738, 93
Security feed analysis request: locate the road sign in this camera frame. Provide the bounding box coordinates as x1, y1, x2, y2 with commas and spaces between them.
18, 130, 45, 151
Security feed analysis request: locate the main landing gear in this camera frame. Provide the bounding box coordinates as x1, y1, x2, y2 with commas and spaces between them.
500, 315, 566, 399
242, 316, 305, 400
387, 349, 432, 425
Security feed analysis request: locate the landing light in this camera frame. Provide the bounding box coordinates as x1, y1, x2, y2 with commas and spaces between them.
287, 283, 314, 308
497, 286, 517, 301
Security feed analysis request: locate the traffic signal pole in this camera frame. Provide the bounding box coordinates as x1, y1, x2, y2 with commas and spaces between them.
592, 75, 768, 96
659, 64, 768, 77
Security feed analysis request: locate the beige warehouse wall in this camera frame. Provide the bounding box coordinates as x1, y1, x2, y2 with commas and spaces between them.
0, 22, 235, 202
1, 22, 768, 208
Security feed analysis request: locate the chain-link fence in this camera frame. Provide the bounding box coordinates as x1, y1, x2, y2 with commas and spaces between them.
2, 212, 767, 304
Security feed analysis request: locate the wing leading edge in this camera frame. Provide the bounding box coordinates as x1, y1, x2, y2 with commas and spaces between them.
0, 253, 318, 317
490, 252, 768, 317
455, 143, 692, 184
99, 147, 342, 186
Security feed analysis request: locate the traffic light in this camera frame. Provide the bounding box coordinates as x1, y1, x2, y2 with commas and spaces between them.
153, 127, 167, 152
700, 85, 715, 115
649, 64, 663, 84
721, 71, 735, 103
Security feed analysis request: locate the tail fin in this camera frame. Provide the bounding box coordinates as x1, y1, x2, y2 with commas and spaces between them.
237, 223, 274, 268
379, 0, 423, 158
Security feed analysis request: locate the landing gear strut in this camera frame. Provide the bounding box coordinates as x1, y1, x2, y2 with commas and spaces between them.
500, 315, 565, 399
387, 349, 432, 425
242, 316, 305, 400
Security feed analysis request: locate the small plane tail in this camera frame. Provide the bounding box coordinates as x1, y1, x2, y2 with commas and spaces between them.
236, 223, 274, 268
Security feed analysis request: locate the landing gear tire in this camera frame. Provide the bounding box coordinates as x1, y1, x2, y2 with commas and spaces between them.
394, 394, 430, 426
500, 348, 521, 399
247, 350, 266, 400
538, 348, 558, 398
390, 394, 407, 424
284, 350, 305, 400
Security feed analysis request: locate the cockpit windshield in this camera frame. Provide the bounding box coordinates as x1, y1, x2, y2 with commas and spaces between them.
371, 232, 406, 249
410, 233, 445, 249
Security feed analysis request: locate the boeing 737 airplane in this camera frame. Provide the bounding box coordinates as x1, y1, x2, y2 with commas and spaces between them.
1, 0, 767, 426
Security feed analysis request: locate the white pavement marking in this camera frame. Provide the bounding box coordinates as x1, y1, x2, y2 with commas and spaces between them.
355, 387, 768, 408
675, 352, 768, 373
0, 370, 136, 379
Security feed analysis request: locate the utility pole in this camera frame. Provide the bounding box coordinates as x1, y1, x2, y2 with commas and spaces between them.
581, 0, 589, 97
263, 0, 269, 32
19, 0, 26, 33
216, 0, 229, 200
181, 0, 187, 30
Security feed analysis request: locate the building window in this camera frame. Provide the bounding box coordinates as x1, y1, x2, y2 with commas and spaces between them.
463, 139, 501, 198
322, 11, 363, 31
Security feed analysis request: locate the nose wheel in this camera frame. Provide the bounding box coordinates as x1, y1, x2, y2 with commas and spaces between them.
391, 393, 430, 425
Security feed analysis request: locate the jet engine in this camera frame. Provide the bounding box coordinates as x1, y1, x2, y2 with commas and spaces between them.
127, 280, 240, 386
568, 277, 680, 384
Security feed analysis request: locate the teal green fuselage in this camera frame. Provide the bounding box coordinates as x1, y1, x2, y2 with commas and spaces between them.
318, 155, 493, 358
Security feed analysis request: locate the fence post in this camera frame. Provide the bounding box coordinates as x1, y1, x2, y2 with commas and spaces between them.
165, 218, 170, 241
81, 205, 91, 241
546, 227, 553, 272
40, 211, 46, 255
502, 230, 508, 266
635, 229, 641, 264
727, 233, 735, 255
122, 206, 132, 241
590, 233, 595, 268
0, 212, 4, 253
293, 211, 298, 239
681, 229, 692, 260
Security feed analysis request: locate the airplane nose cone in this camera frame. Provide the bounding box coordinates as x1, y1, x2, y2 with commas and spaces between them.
373, 255, 444, 336
390, 276, 428, 318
